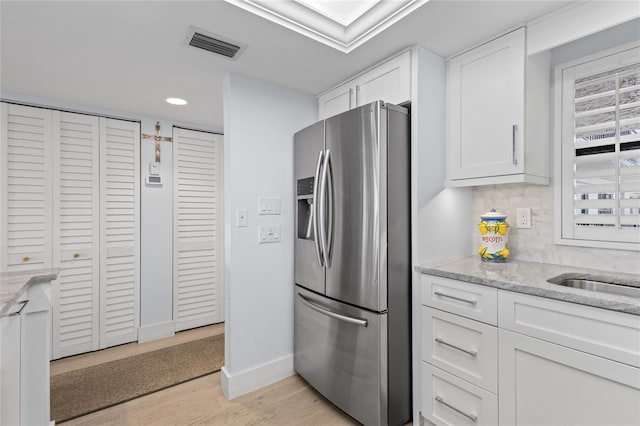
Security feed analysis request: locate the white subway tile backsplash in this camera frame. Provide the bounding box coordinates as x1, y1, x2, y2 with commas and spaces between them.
472, 183, 640, 274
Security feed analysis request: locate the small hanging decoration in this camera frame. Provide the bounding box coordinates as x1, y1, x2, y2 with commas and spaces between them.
478, 209, 510, 262
142, 121, 172, 163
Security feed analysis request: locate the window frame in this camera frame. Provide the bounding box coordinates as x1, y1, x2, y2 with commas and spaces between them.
554, 40, 640, 251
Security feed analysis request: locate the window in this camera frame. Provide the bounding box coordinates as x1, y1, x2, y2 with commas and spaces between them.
556, 43, 640, 250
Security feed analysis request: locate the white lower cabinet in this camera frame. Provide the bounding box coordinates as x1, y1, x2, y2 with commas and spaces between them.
422, 362, 498, 426
0, 306, 22, 425
499, 328, 640, 426
420, 276, 498, 425
419, 273, 640, 425
1, 280, 53, 426
422, 307, 498, 393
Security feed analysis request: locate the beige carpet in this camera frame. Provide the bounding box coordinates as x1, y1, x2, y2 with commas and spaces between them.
51, 334, 224, 423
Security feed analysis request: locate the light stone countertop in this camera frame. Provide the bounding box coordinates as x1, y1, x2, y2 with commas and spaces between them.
0, 268, 59, 317
416, 257, 640, 315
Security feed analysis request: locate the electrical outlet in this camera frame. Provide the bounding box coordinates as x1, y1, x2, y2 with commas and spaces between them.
516, 208, 532, 229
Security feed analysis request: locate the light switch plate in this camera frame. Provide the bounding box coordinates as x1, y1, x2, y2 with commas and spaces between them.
258, 225, 281, 243
236, 209, 248, 227
258, 197, 281, 215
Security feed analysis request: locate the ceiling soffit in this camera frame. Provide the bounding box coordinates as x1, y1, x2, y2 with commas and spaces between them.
224, 0, 429, 53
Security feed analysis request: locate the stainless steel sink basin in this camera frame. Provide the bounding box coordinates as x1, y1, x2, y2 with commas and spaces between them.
547, 274, 640, 299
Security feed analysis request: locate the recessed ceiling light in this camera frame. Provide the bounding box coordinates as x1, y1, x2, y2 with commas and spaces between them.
166, 97, 188, 106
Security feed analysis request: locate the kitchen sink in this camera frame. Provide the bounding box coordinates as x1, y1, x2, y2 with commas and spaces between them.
547, 274, 640, 299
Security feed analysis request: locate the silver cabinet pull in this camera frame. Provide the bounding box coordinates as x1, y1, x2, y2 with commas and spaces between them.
435, 337, 478, 357
355, 85, 360, 106
512, 124, 518, 166
435, 396, 478, 422
348, 88, 354, 108
298, 293, 368, 327
312, 150, 324, 267
433, 291, 477, 305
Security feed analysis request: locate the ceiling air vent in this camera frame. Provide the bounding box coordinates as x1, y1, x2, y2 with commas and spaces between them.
186, 26, 247, 60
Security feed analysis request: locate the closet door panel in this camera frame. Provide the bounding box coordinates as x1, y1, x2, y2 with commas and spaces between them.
1, 104, 53, 272
52, 112, 100, 359
173, 128, 223, 331
100, 118, 140, 348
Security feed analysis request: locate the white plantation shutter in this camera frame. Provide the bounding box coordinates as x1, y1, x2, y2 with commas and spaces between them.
173, 127, 223, 331
561, 45, 640, 248
51, 112, 100, 358
99, 118, 140, 348
0, 104, 53, 272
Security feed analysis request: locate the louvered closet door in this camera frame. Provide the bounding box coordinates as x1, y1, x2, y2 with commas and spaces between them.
99, 118, 140, 348
0, 103, 53, 272
173, 128, 223, 331
51, 112, 100, 358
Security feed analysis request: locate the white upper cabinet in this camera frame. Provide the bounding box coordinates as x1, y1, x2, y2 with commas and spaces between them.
318, 50, 411, 119
446, 28, 550, 186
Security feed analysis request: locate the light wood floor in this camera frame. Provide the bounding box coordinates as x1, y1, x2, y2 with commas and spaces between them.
53, 324, 359, 425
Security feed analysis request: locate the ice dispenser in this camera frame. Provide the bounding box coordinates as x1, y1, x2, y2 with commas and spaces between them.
297, 177, 315, 240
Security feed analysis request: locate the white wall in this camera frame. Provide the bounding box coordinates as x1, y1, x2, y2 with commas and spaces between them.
0, 92, 221, 340
220, 74, 317, 399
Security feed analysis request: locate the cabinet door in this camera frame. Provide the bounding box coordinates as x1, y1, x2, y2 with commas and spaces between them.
499, 329, 640, 426
173, 128, 224, 331
99, 118, 140, 348
447, 28, 525, 181
356, 51, 411, 107
421, 362, 498, 426
20, 282, 52, 426
318, 84, 354, 120
1, 310, 21, 426
52, 111, 100, 358
0, 103, 53, 272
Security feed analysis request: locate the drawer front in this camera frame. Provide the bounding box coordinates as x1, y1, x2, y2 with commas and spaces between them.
422, 307, 498, 393
421, 274, 497, 325
421, 362, 498, 426
499, 291, 640, 368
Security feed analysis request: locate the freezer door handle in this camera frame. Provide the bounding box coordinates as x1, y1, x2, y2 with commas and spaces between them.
297, 293, 368, 327
312, 150, 324, 267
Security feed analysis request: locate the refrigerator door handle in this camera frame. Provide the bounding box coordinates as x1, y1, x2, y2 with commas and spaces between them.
313, 150, 324, 267
319, 149, 331, 267
325, 149, 334, 267
297, 293, 368, 327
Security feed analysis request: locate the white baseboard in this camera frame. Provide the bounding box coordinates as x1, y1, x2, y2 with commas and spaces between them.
137, 321, 175, 343
220, 355, 294, 400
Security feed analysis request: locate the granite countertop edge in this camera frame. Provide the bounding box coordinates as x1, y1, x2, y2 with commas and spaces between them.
415, 258, 640, 316
0, 269, 59, 317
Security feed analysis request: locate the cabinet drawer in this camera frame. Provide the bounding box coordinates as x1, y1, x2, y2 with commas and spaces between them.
421, 274, 497, 325
499, 291, 640, 368
421, 362, 497, 426
422, 307, 498, 393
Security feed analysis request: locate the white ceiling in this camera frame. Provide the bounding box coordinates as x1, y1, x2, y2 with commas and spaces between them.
0, 0, 575, 130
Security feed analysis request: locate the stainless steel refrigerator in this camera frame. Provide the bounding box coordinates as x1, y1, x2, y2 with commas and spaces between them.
294, 101, 411, 426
